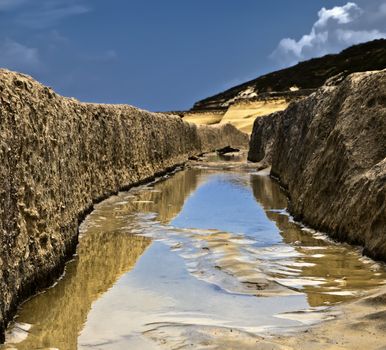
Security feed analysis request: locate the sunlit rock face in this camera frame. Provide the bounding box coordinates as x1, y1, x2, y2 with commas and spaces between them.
248, 69, 386, 261
0, 69, 248, 341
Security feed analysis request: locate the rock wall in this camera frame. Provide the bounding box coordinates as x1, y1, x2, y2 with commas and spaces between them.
0, 69, 249, 340
248, 112, 281, 168
248, 70, 386, 260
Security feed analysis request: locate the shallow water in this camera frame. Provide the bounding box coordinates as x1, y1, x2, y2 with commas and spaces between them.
3, 156, 386, 350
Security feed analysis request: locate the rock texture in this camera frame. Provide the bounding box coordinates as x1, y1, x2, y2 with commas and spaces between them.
248, 69, 386, 261
247, 112, 281, 168
0, 69, 248, 341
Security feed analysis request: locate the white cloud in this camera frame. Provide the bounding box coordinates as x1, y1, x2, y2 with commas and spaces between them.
336, 28, 386, 43
0, 39, 40, 72
271, 1, 386, 67
314, 2, 362, 27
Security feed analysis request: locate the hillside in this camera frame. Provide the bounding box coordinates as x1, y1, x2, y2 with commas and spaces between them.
193, 39, 386, 110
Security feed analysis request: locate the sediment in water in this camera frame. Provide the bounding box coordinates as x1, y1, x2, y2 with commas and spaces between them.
248, 69, 386, 262
0, 69, 249, 341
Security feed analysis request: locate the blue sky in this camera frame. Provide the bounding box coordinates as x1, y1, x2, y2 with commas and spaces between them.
0, 0, 385, 111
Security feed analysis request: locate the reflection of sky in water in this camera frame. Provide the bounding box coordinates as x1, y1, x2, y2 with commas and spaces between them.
3, 167, 386, 350
77, 242, 311, 350
172, 174, 283, 247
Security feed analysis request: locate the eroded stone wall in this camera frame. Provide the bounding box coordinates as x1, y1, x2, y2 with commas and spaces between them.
248, 70, 386, 262
0, 69, 249, 340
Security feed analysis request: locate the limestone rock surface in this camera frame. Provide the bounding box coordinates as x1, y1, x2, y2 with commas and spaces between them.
248, 70, 386, 261
0, 69, 248, 340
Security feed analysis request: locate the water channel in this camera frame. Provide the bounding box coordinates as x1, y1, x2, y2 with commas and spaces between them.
3, 154, 386, 350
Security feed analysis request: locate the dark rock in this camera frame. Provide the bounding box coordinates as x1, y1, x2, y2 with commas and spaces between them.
216, 146, 240, 155
248, 112, 281, 166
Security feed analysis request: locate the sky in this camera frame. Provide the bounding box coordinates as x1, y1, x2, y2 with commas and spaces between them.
0, 0, 385, 111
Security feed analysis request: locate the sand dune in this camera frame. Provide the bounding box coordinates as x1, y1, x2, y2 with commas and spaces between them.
220, 99, 289, 133
183, 99, 289, 134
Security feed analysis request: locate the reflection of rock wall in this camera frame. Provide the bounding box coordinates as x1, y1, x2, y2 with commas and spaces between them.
11, 166, 206, 349
248, 70, 386, 261
153, 169, 204, 223
103, 168, 205, 225
14, 226, 150, 350
250, 174, 386, 307
0, 69, 248, 340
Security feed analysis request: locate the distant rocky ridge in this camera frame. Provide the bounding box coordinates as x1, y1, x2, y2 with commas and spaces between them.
248, 69, 386, 261
0, 69, 248, 342
180, 39, 386, 133
194, 39, 386, 110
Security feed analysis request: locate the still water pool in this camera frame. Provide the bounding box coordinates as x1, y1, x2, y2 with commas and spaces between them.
3, 156, 386, 350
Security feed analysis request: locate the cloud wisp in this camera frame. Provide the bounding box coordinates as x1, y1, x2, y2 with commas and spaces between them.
0, 0, 91, 28
0, 0, 91, 73
16, 3, 90, 29
271, 1, 386, 67
0, 0, 27, 11
0, 39, 40, 72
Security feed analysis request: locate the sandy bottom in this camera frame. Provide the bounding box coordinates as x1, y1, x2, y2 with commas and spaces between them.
274, 291, 386, 349
169, 290, 386, 350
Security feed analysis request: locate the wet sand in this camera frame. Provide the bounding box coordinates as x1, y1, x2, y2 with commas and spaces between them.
178, 288, 386, 350
275, 291, 386, 350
